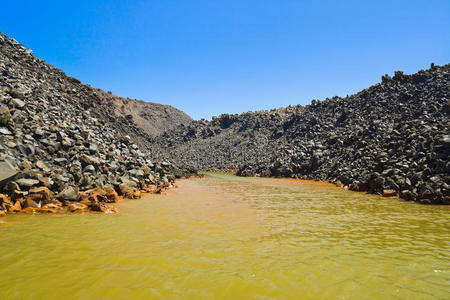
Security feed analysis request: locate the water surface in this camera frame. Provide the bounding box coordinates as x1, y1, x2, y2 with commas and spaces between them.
0, 173, 449, 299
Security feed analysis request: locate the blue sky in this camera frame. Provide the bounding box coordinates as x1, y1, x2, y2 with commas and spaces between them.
1, 0, 449, 120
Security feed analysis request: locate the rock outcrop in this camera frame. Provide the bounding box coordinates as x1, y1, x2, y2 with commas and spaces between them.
96, 89, 192, 136
162, 64, 450, 204
0, 31, 195, 216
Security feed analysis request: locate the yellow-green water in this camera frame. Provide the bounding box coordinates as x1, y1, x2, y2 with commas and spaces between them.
0, 173, 449, 299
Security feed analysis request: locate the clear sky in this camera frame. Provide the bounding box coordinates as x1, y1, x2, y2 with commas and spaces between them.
1, 0, 449, 120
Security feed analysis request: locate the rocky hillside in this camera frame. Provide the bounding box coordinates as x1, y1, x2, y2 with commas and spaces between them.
0, 31, 194, 216
96, 89, 192, 136
162, 64, 450, 204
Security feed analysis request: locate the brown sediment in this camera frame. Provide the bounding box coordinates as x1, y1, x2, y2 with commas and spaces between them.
198, 171, 403, 201
0, 181, 177, 217
281, 175, 402, 199
214, 171, 402, 200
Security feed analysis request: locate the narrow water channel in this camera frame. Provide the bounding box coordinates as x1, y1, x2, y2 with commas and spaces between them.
0, 173, 448, 299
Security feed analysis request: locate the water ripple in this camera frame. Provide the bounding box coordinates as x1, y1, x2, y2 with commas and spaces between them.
0, 172, 449, 299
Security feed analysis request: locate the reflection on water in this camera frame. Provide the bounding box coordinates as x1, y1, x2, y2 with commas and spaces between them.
0, 173, 449, 299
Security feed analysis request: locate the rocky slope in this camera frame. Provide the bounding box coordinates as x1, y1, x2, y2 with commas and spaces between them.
162, 64, 450, 204
96, 88, 192, 136
0, 31, 194, 216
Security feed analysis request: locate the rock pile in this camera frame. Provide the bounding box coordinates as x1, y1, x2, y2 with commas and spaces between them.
0, 31, 194, 216
162, 64, 450, 204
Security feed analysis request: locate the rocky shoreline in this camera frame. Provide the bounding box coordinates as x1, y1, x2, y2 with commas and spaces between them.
0, 31, 195, 217
1, 29, 448, 212
162, 64, 450, 205
0, 183, 173, 216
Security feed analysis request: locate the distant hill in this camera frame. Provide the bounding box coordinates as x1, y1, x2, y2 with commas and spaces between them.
95, 89, 192, 136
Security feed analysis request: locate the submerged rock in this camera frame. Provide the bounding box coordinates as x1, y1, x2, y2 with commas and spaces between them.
88, 202, 118, 214
66, 202, 88, 213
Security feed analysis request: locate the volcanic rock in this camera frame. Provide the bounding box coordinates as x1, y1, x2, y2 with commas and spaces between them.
161, 64, 450, 205
0, 30, 196, 216
57, 187, 79, 201
0, 161, 17, 185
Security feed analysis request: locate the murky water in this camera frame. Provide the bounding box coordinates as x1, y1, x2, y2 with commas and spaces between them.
0, 173, 449, 299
